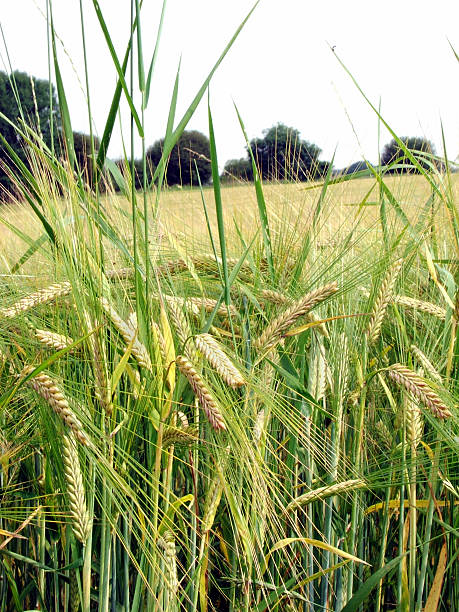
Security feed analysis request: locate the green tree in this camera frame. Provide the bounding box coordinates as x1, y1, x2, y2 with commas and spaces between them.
146, 130, 211, 186
221, 157, 252, 182
248, 123, 329, 181
381, 137, 436, 173
0, 70, 61, 197
73, 131, 100, 186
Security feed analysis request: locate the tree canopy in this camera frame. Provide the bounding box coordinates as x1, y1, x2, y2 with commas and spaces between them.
248, 123, 329, 181
381, 137, 436, 173
0, 70, 61, 196
146, 130, 211, 186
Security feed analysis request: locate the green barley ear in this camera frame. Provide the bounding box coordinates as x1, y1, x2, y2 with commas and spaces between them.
157, 530, 178, 599
201, 477, 224, 534
62, 434, 91, 544
284, 479, 366, 513
366, 259, 403, 343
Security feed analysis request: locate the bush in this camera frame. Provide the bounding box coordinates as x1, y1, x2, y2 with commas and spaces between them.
146, 130, 211, 186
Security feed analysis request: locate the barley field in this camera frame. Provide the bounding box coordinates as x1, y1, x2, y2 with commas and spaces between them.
0, 4, 458, 612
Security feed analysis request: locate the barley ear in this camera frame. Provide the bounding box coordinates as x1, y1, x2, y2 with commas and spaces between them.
62, 434, 91, 544
366, 260, 403, 343
176, 355, 226, 430
195, 333, 245, 388
387, 363, 452, 419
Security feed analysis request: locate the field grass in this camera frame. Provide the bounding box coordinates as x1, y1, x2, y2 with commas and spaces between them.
2, 173, 457, 271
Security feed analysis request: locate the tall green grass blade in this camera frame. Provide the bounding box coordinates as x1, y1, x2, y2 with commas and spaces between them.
134, 0, 145, 92
144, 0, 167, 108
49, 4, 75, 168
208, 100, 230, 305
234, 103, 275, 282
151, 1, 260, 184
342, 554, 408, 612
92, 0, 143, 138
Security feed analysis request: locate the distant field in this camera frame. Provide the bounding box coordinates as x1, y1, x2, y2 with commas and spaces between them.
0, 173, 456, 272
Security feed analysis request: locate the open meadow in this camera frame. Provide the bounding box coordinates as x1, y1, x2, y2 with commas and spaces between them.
0, 3, 458, 611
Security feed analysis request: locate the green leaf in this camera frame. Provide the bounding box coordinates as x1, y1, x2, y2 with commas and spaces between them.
50, 12, 75, 168
92, 0, 143, 141
341, 553, 408, 612
151, 1, 260, 183
144, 0, 168, 107
208, 100, 230, 305
158, 494, 194, 537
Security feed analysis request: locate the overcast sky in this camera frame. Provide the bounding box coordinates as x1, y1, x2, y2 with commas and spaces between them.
1, 0, 459, 170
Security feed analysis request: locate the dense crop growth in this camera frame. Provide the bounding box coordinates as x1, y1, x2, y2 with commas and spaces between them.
0, 2, 458, 611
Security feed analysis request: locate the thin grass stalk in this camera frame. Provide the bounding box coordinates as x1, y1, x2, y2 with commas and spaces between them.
375, 467, 394, 612
415, 441, 441, 612
346, 347, 367, 602
397, 411, 407, 607
82, 463, 94, 612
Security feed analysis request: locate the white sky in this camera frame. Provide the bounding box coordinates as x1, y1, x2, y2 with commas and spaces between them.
1, 0, 459, 170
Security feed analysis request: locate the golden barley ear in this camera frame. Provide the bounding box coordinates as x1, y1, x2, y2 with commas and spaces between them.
195, 333, 245, 388
23, 367, 90, 446
100, 297, 152, 371
254, 282, 338, 352
387, 363, 452, 419
367, 259, 403, 343
35, 329, 74, 352
176, 355, 226, 430
1, 281, 71, 319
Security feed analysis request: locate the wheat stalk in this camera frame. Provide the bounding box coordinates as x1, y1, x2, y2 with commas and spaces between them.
23, 367, 90, 445
62, 434, 91, 543
393, 295, 446, 320
254, 282, 338, 351
195, 333, 244, 388
387, 363, 452, 419
285, 479, 366, 513
0, 281, 71, 319
366, 260, 403, 343
176, 355, 225, 430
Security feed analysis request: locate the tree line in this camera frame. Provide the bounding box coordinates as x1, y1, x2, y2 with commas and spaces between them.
0, 71, 441, 199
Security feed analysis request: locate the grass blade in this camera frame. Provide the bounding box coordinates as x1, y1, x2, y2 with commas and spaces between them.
234, 103, 275, 282
208, 99, 230, 305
